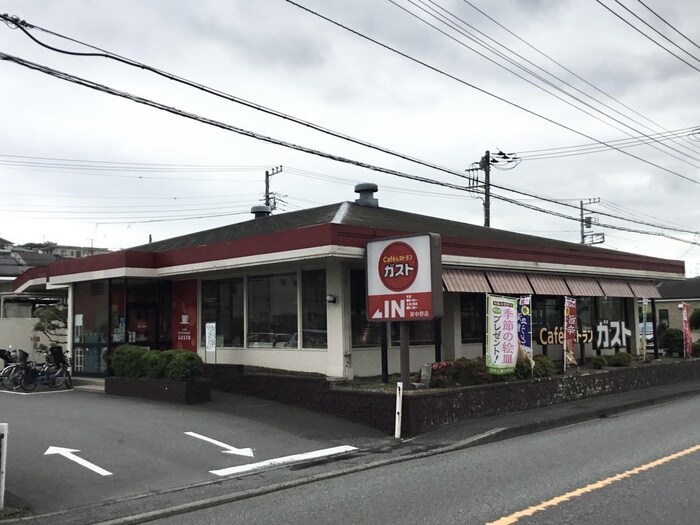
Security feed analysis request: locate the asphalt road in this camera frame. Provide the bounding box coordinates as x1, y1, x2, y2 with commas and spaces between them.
0, 387, 388, 521
150, 396, 700, 525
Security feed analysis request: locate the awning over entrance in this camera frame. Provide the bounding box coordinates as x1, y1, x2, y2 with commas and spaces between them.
627, 280, 661, 299
598, 279, 635, 297
486, 271, 533, 294
527, 274, 571, 296
443, 268, 492, 293
565, 276, 605, 297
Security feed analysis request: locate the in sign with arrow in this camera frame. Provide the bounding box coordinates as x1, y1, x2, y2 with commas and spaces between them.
184, 431, 254, 457
44, 446, 112, 476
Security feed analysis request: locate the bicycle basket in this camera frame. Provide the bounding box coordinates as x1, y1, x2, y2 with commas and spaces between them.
49, 346, 68, 366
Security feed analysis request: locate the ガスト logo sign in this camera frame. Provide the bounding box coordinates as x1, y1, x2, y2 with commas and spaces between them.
378, 242, 419, 292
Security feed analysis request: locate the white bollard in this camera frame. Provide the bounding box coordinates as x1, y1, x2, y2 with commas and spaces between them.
394, 382, 403, 439
0, 423, 7, 510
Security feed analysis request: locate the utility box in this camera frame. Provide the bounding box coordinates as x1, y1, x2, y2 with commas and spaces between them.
0, 423, 7, 510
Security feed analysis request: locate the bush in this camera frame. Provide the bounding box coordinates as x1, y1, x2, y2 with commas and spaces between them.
660, 328, 684, 356
111, 345, 148, 377
157, 350, 180, 375
607, 352, 632, 367
165, 351, 204, 381
532, 355, 554, 377
140, 350, 166, 379
692, 340, 700, 358
689, 310, 700, 330
591, 355, 607, 369
515, 358, 533, 379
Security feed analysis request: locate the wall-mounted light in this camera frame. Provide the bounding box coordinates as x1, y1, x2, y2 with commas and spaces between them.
326, 294, 337, 304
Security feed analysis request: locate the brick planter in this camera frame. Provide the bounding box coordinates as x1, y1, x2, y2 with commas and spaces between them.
105, 377, 211, 404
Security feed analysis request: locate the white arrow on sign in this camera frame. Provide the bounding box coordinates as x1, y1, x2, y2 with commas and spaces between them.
184, 431, 254, 457
44, 446, 112, 476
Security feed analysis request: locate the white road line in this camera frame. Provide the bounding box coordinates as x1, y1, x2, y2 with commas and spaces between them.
0, 389, 74, 395
44, 446, 113, 476
184, 431, 254, 457
210, 445, 358, 477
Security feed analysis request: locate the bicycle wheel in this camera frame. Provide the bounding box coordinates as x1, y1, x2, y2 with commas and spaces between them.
48, 366, 61, 388
19, 370, 37, 392
0, 366, 16, 389
6, 367, 24, 391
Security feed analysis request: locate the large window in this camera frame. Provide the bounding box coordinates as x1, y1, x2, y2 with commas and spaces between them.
350, 269, 381, 348
533, 297, 562, 344
301, 270, 327, 348
247, 274, 297, 347
201, 278, 244, 347
391, 321, 434, 346
599, 297, 624, 322
460, 293, 485, 343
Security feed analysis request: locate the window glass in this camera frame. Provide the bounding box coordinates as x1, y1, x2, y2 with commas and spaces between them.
599, 297, 623, 322
390, 321, 434, 346
460, 293, 484, 343
350, 269, 381, 348
577, 297, 594, 331
532, 297, 562, 341
247, 274, 297, 347
301, 270, 327, 349
201, 278, 244, 347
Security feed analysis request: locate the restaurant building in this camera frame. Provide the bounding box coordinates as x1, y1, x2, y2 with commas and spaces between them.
12, 185, 684, 378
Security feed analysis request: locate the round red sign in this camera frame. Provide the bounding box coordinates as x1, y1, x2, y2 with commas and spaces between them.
378, 242, 419, 292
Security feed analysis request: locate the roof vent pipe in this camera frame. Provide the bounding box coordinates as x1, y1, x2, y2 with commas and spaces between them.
251, 205, 272, 218
354, 183, 379, 208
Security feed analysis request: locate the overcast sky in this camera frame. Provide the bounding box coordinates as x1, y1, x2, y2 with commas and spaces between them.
1, 1, 699, 275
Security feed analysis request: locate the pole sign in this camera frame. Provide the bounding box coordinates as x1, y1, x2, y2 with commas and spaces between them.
366, 233, 442, 322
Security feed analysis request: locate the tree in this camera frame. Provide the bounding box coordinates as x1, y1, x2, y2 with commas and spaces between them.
33, 305, 68, 345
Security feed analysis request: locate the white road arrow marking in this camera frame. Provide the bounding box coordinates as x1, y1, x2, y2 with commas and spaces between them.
210, 445, 358, 477
184, 431, 255, 457
44, 446, 112, 476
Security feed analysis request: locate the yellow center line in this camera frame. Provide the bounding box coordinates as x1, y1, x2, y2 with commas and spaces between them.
487, 443, 700, 525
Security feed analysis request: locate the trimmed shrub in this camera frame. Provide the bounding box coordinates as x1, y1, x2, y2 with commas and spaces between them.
141, 350, 165, 379
692, 340, 700, 358
532, 355, 554, 377
689, 310, 700, 330
165, 350, 204, 381
591, 355, 607, 369
607, 352, 632, 367
111, 345, 148, 377
660, 328, 684, 356
157, 350, 180, 375
515, 357, 533, 379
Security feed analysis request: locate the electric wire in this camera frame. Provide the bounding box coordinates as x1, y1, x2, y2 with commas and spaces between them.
3, 52, 697, 243
460, 0, 700, 156
396, 0, 700, 168
283, 1, 700, 186
595, 0, 700, 73
635, 0, 700, 52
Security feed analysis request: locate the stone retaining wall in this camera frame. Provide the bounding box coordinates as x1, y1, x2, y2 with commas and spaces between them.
204, 360, 700, 437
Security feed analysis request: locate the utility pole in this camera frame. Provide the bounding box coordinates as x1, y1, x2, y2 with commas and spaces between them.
580, 198, 603, 245
264, 165, 283, 208
480, 151, 491, 227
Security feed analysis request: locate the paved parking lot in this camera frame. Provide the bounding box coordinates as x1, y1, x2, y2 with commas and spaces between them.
0, 387, 389, 517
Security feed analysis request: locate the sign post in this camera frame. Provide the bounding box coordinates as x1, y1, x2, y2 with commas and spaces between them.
366, 234, 442, 391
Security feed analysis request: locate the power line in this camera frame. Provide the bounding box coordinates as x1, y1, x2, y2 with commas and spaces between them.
393, 0, 700, 169
283, 1, 700, 186
635, 0, 700, 52
3, 51, 697, 245
595, 0, 700, 73
459, 0, 700, 156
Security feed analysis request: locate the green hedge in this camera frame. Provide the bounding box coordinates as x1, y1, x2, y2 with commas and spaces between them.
111, 345, 204, 381
660, 329, 684, 356
607, 352, 632, 367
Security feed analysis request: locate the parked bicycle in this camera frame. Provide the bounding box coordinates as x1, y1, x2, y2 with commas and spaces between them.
14, 346, 72, 391
0, 346, 29, 391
